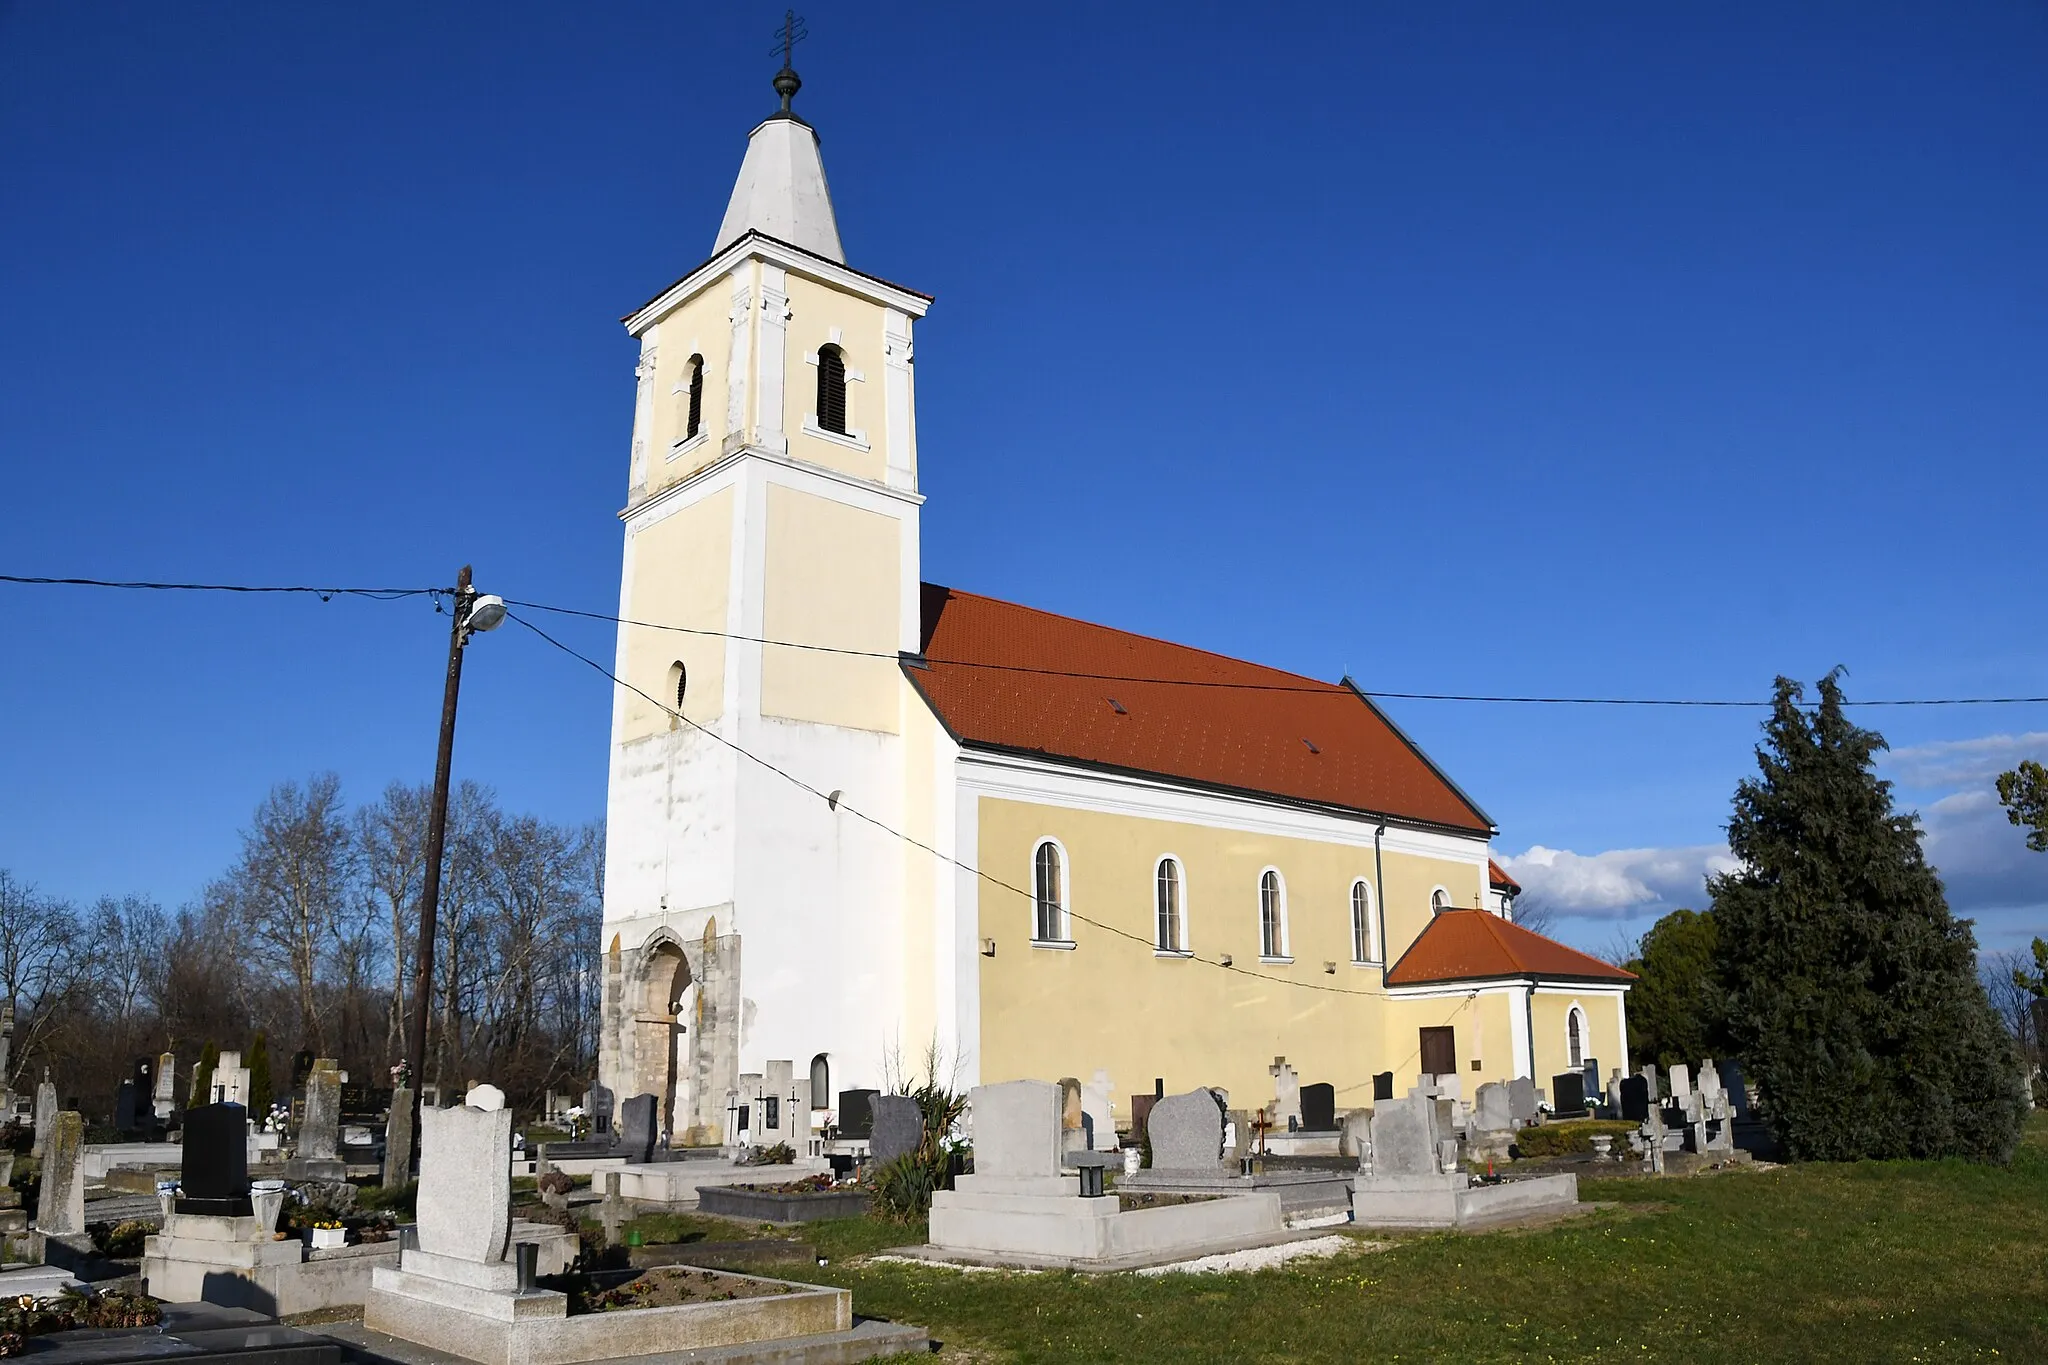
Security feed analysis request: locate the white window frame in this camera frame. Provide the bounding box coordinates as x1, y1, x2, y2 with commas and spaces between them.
1566, 1003, 1588, 1070
1030, 838, 1073, 947
1430, 885, 1453, 915
1154, 855, 1190, 956
1349, 878, 1379, 965
1257, 867, 1290, 963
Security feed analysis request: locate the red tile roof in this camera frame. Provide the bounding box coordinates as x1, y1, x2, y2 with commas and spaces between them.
909, 585, 1492, 833
1385, 910, 1636, 986
1488, 859, 1521, 894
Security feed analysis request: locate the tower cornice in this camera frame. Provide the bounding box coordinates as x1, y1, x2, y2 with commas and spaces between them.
624, 231, 932, 337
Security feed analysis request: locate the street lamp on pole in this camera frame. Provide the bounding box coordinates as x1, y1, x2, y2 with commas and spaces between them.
400, 565, 503, 1168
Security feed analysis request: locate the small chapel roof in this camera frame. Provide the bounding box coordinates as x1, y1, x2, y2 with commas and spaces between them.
1489, 859, 1522, 894
907, 584, 1494, 834
1385, 910, 1636, 987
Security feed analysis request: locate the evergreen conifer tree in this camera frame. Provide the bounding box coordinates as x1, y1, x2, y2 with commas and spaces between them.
247, 1032, 273, 1117
188, 1040, 219, 1110
1710, 674, 2028, 1162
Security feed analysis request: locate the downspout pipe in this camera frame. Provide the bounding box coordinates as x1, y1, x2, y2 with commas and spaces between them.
1524, 976, 1539, 1081
1373, 821, 1389, 984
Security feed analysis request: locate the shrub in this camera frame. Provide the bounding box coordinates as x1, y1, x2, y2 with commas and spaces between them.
865, 1048, 968, 1224
355, 1181, 417, 1218
1510, 1120, 1637, 1161
88, 1219, 155, 1258
747, 1143, 796, 1166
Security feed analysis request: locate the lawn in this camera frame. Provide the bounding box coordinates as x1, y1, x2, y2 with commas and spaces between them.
730, 1113, 2048, 1362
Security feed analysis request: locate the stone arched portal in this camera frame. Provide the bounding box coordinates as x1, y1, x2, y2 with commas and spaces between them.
601, 924, 742, 1147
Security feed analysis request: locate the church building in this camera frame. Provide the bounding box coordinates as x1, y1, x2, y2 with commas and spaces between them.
597, 64, 1632, 1145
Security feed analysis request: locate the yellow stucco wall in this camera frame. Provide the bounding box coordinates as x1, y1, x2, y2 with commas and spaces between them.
1530, 990, 1625, 1090
620, 487, 733, 740
781, 274, 888, 484
973, 795, 1495, 1112
1379, 991, 1518, 1096
759, 484, 901, 732
639, 282, 740, 501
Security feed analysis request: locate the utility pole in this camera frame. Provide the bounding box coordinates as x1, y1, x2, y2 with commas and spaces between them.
401, 564, 504, 1171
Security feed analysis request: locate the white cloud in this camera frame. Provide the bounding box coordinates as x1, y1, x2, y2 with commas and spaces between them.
1880, 732, 2048, 791
1500, 844, 1736, 921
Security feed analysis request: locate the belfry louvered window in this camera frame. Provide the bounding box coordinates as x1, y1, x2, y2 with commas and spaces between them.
685, 355, 704, 438
816, 344, 847, 434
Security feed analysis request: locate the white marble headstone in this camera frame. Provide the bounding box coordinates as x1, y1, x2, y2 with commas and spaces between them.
417, 1104, 512, 1263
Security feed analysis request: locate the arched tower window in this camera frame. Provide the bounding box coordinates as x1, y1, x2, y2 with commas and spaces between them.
1350, 879, 1377, 963
1567, 1006, 1587, 1069
685, 355, 704, 439
809, 1054, 829, 1108
1431, 887, 1452, 914
1155, 857, 1185, 952
1259, 869, 1287, 959
1033, 840, 1067, 942
667, 661, 687, 712
816, 344, 847, 434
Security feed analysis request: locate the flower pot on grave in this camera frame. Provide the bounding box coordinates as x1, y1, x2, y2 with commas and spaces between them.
251, 1181, 287, 1237
309, 1226, 347, 1250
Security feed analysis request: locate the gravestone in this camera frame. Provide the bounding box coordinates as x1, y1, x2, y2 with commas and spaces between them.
153, 1051, 177, 1120
582, 1083, 614, 1134
837, 1088, 878, 1139
1551, 1072, 1587, 1116
31, 1077, 56, 1157
291, 1050, 315, 1090
1364, 1093, 1440, 1177
1300, 1082, 1336, 1133
177, 1102, 252, 1215
383, 1087, 415, 1187
618, 1093, 658, 1162
1129, 1093, 1159, 1142
1669, 1063, 1692, 1100
1080, 1070, 1116, 1150
967, 1079, 1062, 1179
1372, 1071, 1395, 1102
1619, 1074, 1651, 1122
1056, 1077, 1083, 1135
869, 1094, 923, 1166
416, 1099, 513, 1264
1268, 1058, 1302, 1131
288, 1060, 345, 1178
1339, 1108, 1374, 1160
1607, 1072, 1625, 1113
1473, 1081, 1513, 1134
1508, 1076, 1538, 1124
35, 1111, 85, 1236
1145, 1088, 1227, 1171
114, 1080, 140, 1134
1581, 1059, 1600, 1107
213, 1050, 250, 1107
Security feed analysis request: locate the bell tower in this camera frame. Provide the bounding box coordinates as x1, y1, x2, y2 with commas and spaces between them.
598, 53, 933, 1144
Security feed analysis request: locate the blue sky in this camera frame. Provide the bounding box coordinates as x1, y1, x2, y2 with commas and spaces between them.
3, 2, 2044, 955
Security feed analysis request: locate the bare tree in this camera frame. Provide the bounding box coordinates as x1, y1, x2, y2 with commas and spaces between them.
1982, 949, 2041, 1069
355, 783, 430, 1059
219, 775, 354, 1052
0, 870, 91, 1088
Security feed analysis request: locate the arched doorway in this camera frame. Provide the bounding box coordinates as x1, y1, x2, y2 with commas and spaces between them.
638, 940, 693, 1144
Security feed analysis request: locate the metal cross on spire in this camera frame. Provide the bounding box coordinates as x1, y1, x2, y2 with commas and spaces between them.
770, 10, 808, 114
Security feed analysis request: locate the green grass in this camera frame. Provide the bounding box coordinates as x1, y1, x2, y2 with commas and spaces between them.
735, 1114, 2048, 1362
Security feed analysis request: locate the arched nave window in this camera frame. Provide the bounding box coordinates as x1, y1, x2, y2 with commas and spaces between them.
1351, 879, 1377, 963
1258, 869, 1288, 960
1033, 840, 1068, 942
1155, 857, 1186, 952
1567, 1005, 1588, 1069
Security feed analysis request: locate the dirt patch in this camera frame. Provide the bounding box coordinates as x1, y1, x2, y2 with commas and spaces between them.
580, 1267, 799, 1314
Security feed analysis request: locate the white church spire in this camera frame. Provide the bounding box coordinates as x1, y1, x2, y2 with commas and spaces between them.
713, 51, 844, 263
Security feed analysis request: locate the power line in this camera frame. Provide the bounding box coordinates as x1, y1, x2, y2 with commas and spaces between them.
6, 573, 2042, 709
0, 574, 440, 601
503, 597, 2048, 710
505, 609, 1394, 1000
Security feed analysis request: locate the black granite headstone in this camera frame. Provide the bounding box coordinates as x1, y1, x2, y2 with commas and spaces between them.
1619, 1075, 1650, 1122
1581, 1059, 1600, 1107
618, 1093, 657, 1162
1551, 1072, 1587, 1115
114, 1080, 140, 1134
869, 1095, 923, 1165
1300, 1082, 1337, 1132
1371, 1071, 1395, 1102
584, 1083, 615, 1134
837, 1088, 879, 1139
177, 1102, 252, 1216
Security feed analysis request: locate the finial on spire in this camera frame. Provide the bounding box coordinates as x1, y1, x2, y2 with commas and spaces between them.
770, 10, 809, 115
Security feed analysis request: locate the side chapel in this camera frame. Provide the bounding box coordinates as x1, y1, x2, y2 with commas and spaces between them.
597, 62, 1632, 1145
